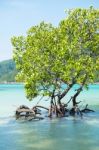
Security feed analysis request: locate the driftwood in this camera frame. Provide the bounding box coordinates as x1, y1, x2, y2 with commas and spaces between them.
16, 108, 35, 114
15, 105, 46, 121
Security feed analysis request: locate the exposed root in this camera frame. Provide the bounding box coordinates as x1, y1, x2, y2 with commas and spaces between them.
15, 103, 95, 121
81, 104, 95, 113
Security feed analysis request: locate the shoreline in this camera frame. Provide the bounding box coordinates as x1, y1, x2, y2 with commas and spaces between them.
0, 82, 23, 84
0, 82, 99, 85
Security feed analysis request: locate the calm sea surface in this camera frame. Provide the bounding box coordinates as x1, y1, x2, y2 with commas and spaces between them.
0, 84, 99, 150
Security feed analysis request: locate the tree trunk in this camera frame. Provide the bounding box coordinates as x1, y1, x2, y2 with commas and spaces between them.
70, 75, 87, 116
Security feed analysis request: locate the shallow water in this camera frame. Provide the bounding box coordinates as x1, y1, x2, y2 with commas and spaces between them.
0, 84, 99, 150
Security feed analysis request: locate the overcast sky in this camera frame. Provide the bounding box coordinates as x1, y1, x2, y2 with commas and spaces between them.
0, 0, 99, 61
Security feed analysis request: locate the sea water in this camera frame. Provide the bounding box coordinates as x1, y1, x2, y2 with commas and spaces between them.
0, 84, 99, 150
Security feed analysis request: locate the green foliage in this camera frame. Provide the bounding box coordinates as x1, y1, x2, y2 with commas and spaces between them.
59, 6, 99, 83
0, 59, 17, 82
11, 7, 99, 100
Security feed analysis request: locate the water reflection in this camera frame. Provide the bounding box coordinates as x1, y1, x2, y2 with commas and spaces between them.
0, 115, 99, 150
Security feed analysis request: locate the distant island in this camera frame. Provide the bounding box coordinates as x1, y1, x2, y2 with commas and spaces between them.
0, 59, 17, 83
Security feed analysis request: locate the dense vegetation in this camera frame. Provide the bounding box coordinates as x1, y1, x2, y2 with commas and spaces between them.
12, 7, 99, 119
0, 59, 17, 82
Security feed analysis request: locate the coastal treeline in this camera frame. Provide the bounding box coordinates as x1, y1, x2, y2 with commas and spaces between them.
0, 59, 17, 83
11, 7, 99, 119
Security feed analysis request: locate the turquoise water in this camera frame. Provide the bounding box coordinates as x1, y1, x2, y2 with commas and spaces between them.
0, 84, 99, 150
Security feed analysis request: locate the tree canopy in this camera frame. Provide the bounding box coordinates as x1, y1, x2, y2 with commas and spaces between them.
11, 7, 99, 105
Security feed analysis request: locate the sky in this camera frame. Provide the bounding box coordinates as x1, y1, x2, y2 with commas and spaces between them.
0, 0, 99, 61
